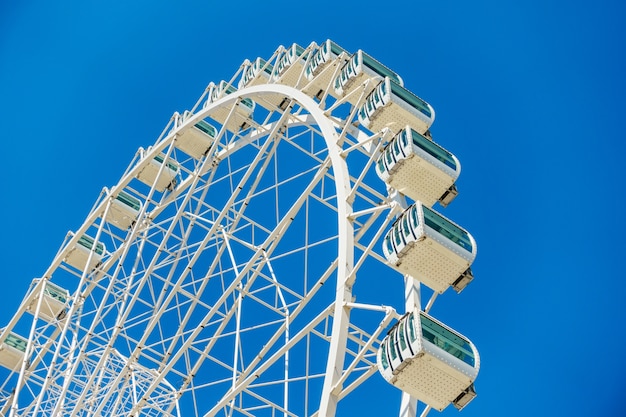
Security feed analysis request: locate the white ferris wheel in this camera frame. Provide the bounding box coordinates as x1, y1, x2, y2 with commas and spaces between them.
0, 40, 480, 417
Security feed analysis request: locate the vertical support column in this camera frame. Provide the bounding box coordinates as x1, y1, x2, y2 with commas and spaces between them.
399, 275, 421, 417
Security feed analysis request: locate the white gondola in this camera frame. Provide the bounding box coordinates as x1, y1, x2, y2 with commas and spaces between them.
25, 279, 70, 322
271, 42, 315, 88
239, 57, 290, 111
136, 152, 179, 192
382, 203, 475, 293
175, 111, 219, 159
358, 77, 435, 134
238, 57, 274, 88
377, 310, 479, 411
106, 190, 142, 230
333, 49, 404, 105
302, 39, 350, 100
376, 126, 460, 207
203, 81, 255, 133
64, 234, 105, 272
0, 331, 29, 371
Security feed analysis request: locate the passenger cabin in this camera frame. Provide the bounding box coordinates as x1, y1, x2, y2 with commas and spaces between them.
25, 279, 70, 322
272, 42, 314, 88
358, 77, 435, 135
106, 190, 141, 230
175, 111, 219, 159
238, 58, 274, 88
0, 331, 29, 371
239, 57, 291, 111
203, 81, 255, 133
382, 203, 475, 293
376, 127, 460, 207
377, 310, 479, 411
302, 39, 350, 100
136, 153, 180, 192
334, 50, 404, 105
64, 234, 105, 272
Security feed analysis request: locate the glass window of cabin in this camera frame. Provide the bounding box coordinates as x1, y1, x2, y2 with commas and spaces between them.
390, 82, 432, 118
385, 147, 394, 166
394, 224, 404, 247
420, 314, 475, 367
78, 235, 103, 255
330, 42, 345, 56
45, 283, 68, 303
410, 129, 456, 170
241, 98, 254, 109
154, 154, 179, 172
392, 137, 402, 158
315, 52, 324, 65
399, 129, 409, 148
358, 106, 367, 121
384, 233, 395, 255
348, 62, 356, 78
195, 120, 217, 137
373, 88, 381, 106
398, 321, 407, 351
410, 205, 420, 229
377, 156, 386, 173
116, 191, 140, 211
243, 71, 252, 85
401, 214, 412, 239
5, 334, 27, 352
422, 206, 472, 252
78, 235, 104, 256
388, 337, 398, 361
408, 313, 417, 343
361, 52, 402, 85
380, 342, 390, 370
259, 59, 273, 76
224, 83, 237, 95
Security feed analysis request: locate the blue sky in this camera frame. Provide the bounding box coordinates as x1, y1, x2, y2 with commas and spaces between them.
1, 1, 625, 416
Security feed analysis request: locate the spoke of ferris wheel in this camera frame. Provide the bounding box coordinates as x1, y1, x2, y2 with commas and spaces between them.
147, 114, 296, 225
152, 114, 295, 369
55, 185, 205, 415
25, 83, 394, 414
25, 198, 123, 416
25, 135, 195, 415
204, 303, 335, 417
7, 282, 55, 417
159, 257, 339, 416
127, 155, 333, 416
130, 135, 334, 408
57, 134, 258, 416
67, 111, 292, 417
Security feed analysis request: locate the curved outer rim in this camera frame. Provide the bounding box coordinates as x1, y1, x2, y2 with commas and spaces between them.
174, 84, 355, 417
18, 83, 355, 417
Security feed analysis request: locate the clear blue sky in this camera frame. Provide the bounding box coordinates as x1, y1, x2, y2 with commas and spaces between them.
1, 1, 625, 416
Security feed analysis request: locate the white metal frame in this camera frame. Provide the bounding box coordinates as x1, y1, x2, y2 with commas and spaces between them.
0, 43, 475, 417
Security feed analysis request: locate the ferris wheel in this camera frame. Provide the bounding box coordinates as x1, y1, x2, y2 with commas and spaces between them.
0, 40, 480, 417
